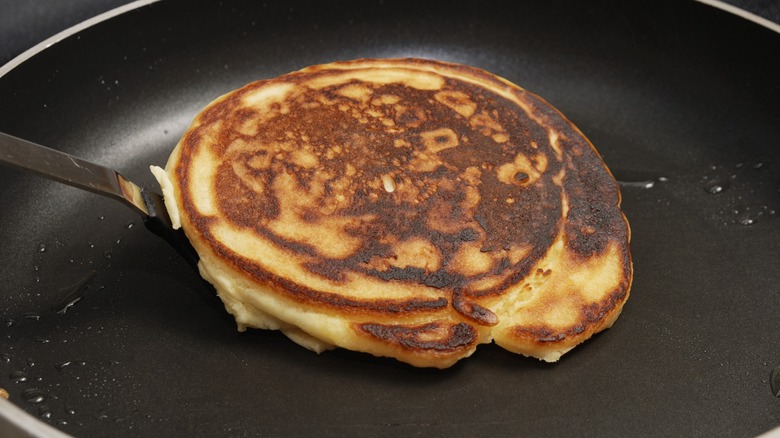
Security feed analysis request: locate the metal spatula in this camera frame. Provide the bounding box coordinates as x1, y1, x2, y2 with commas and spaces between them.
0, 131, 198, 268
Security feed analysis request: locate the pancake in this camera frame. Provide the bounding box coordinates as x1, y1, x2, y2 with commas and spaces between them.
151, 58, 632, 368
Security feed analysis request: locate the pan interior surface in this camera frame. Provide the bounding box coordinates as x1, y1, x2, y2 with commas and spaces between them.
0, 0, 778, 436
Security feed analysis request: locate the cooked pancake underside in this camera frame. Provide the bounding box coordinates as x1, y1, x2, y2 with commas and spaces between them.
153, 58, 632, 368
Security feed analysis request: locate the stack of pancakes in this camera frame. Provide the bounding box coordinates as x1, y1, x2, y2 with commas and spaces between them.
152, 58, 632, 368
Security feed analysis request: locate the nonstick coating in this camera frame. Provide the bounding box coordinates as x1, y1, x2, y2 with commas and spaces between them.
1, 0, 779, 436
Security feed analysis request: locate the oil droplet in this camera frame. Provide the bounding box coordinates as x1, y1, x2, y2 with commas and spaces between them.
37, 243, 47, 253
23, 312, 41, 321
98, 215, 105, 220
21, 388, 46, 404
126, 221, 135, 229
705, 180, 727, 194
734, 206, 769, 226
56, 295, 83, 314
39, 405, 52, 419
771, 365, 780, 397
66, 407, 76, 415
10, 371, 28, 383
54, 270, 97, 314
618, 180, 655, 189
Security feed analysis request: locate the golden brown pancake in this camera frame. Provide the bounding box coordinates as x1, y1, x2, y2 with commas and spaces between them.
152, 58, 632, 368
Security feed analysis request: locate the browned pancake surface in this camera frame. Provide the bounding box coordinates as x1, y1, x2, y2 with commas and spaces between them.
167, 58, 631, 367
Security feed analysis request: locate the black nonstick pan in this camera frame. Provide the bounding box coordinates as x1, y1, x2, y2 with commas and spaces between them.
1, 0, 779, 436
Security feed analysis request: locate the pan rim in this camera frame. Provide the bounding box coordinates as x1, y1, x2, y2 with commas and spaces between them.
0, 0, 161, 79
1, 0, 779, 80
694, 0, 780, 33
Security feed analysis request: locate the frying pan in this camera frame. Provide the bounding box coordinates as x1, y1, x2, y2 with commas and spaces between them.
1, 0, 779, 436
